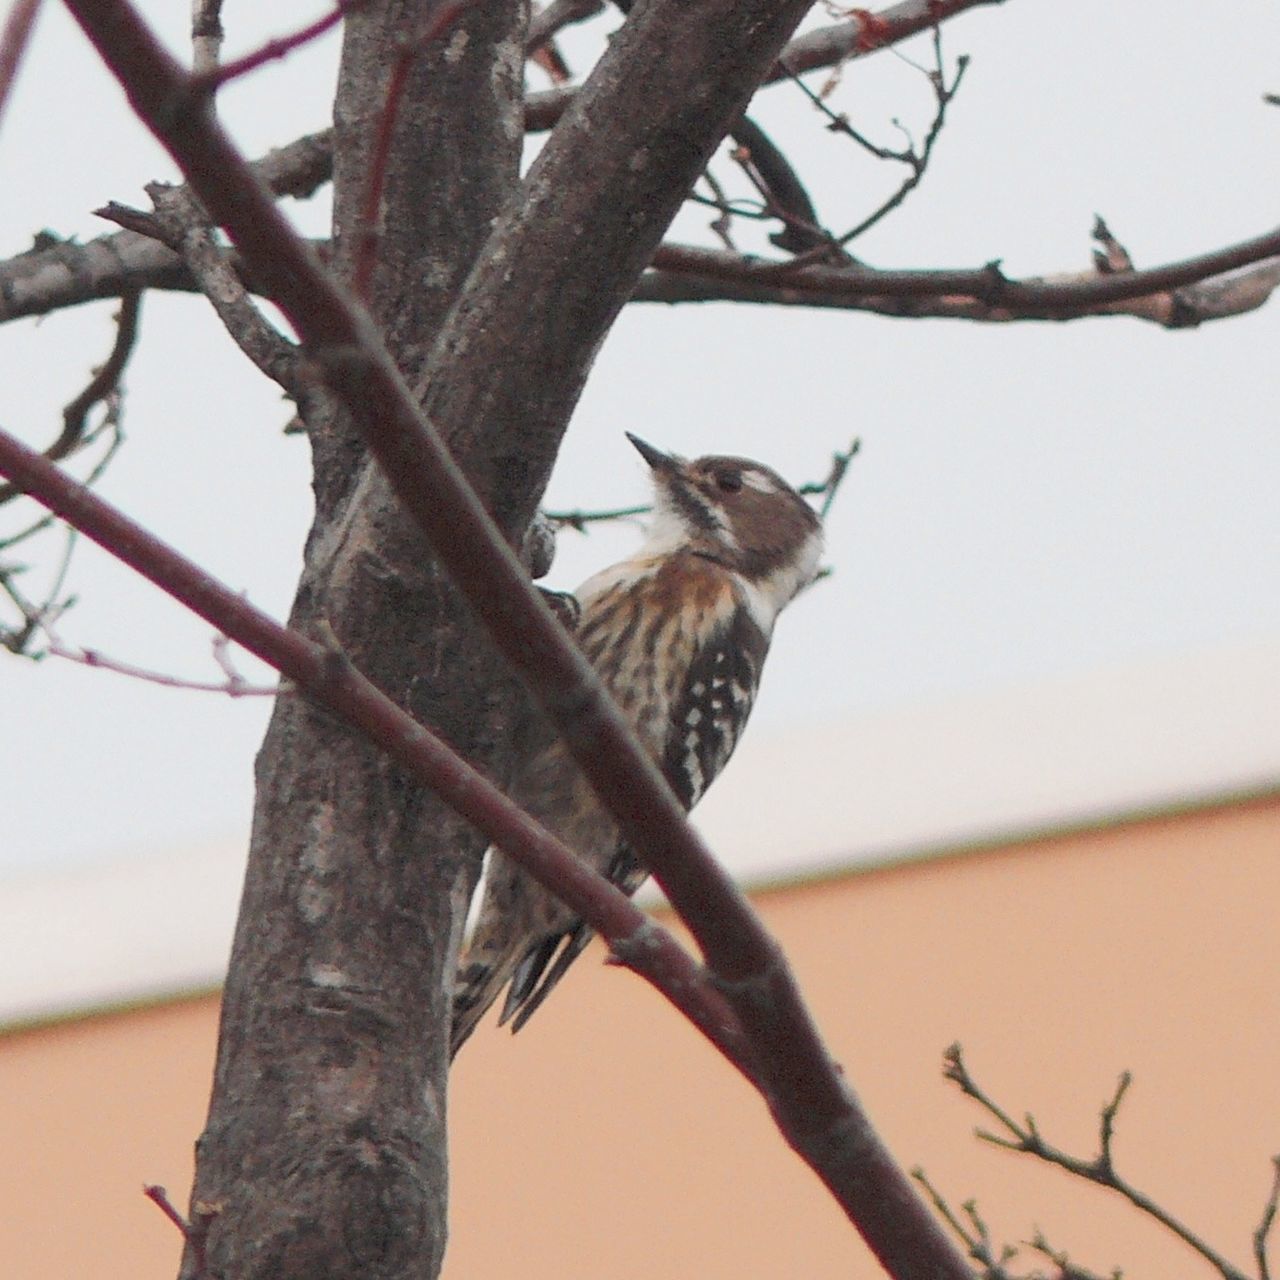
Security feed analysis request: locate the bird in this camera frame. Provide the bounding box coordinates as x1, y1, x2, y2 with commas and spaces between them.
450, 433, 824, 1055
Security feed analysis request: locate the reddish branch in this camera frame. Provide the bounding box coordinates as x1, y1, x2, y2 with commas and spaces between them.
43, 635, 279, 696
0, 0, 41, 130
0, 420, 752, 1069
143, 1184, 216, 1276
192, 1, 354, 91
51, 2, 971, 1276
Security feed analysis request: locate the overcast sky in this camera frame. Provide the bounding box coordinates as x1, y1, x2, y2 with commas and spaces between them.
2, 2, 1278, 879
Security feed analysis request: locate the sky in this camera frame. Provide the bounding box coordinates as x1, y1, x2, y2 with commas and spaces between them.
1, 1, 1279, 880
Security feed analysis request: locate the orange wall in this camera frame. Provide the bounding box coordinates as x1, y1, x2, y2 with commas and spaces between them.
4, 795, 1279, 1278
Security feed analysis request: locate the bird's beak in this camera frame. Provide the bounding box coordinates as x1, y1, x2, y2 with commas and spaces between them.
625, 433, 678, 474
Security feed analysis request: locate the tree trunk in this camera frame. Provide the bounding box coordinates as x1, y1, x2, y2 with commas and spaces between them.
181, 4, 527, 1277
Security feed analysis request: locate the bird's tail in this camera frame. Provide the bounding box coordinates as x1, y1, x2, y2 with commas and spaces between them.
450, 922, 595, 1058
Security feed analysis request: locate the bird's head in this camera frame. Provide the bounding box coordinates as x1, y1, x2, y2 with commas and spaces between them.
627, 433, 824, 617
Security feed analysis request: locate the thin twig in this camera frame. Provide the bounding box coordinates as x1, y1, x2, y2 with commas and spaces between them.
543, 501, 651, 531
0, 287, 141, 506
45, 636, 280, 695
727, 115, 832, 255
0, 407, 124, 551
698, 169, 739, 251
1256, 1156, 1280, 1280
143, 1185, 216, 1277
943, 1044, 1254, 1280
804, 437, 860, 519
144, 1184, 192, 1237
1025, 1229, 1119, 1280
191, 0, 360, 92
782, 26, 968, 251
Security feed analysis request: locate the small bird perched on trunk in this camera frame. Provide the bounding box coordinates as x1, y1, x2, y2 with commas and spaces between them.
450, 434, 824, 1055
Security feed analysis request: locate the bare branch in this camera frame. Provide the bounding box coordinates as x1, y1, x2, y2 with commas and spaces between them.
944, 1044, 1254, 1280
1256, 1157, 1280, 1280
13, 209, 1279, 335
0, 0, 1006, 323
189, 0, 222, 76
0, 128, 334, 324
827, 33, 969, 247
156, 185, 300, 390
727, 115, 833, 255
1025, 1229, 1121, 1280
45, 634, 280, 696
192, 1, 356, 92
639, 233, 1280, 326
772, 0, 1004, 81
810, 436, 860, 519
95, 192, 300, 395
143, 1185, 215, 1276
0, 286, 139, 507
912, 1168, 1014, 1279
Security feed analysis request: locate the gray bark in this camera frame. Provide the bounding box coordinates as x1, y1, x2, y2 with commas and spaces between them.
182, 3, 527, 1277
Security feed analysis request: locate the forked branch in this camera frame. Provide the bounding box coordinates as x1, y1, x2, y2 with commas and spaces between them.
934, 1044, 1280, 1280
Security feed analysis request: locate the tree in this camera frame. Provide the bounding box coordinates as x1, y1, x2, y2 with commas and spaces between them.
1, 2, 1278, 1279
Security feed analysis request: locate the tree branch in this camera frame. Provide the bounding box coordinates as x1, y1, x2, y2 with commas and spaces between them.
0, 419, 754, 1067
943, 1044, 1256, 1280
8, 214, 1280, 334
0, 285, 139, 506
0, 0, 1002, 323
95, 187, 300, 393
639, 234, 1280, 326
189, 0, 222, 76
0, 127, 334, 324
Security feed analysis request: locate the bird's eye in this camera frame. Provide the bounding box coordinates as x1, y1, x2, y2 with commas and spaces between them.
715, 470, 743, 493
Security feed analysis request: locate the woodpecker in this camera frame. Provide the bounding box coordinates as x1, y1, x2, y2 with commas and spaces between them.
450, 434, 824, 1055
